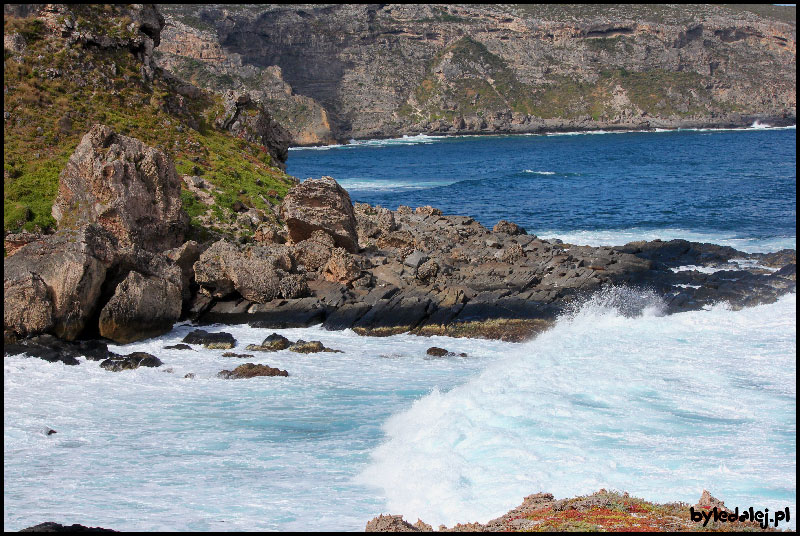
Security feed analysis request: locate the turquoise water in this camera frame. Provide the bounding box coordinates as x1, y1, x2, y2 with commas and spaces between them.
4, 128, 796, 531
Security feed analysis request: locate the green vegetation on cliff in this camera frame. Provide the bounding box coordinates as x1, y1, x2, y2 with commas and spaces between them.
406, 36, 741, 124
4, 5, 293, 235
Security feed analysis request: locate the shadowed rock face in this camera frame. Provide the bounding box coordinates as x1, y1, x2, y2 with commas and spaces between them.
52, 124, 188, 253
98, 271, 183, 344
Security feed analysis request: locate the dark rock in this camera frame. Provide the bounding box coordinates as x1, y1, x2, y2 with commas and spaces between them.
182, 329, 236, 349
245, 332, 292, 351
164, 343, 193, 350
322, 302, 372, 330
221, 352, 254, 358
19, 522, 117, 532
217, 362, 289, 379
246, 298, 327, 328
99, 352, 162, 372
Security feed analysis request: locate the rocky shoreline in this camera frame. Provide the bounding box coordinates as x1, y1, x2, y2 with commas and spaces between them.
4, 126, 796, 357
314, 113, 796, 148
14, 490, 781, 532
364, 489, 784, 532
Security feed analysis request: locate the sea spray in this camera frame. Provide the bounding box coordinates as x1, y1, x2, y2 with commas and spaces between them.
357, 291, 796, 528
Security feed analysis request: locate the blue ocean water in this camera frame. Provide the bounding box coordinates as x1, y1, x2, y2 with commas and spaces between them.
4, 128, 796, 532
288, 127, 796, 252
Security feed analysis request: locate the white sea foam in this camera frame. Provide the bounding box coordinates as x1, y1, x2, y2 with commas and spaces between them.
3, 326, 500, 531
522, 170, 557, 175
5, 295, 796, 531
358, 291, 796, 529
538, 228, 796, 253
289, 124, 795, 151
335, 178, 456, 191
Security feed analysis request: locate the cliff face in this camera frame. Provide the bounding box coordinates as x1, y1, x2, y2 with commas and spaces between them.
157, 4, 796, 143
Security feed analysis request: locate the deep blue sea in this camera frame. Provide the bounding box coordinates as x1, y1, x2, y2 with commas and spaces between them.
4, 127, 796, 532
288, 127, 796, 252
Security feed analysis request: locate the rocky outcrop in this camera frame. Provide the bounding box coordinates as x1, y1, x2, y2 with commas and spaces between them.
52, 124, 188, 253
192, 185, 796, 341
280, 176, 359, 252
215, 90, 291, 170
4, 126, 190, 343
365, 489, 774, 531
159, 4, 796, 142
193, 239, 292, 303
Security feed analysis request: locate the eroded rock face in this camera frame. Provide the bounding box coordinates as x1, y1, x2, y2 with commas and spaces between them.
52, 124, 188, 253
215, 90, 291, 170
280, 176, 359, 253
3, 226, 116, 341
193, 240, 291, 303
98, 271, 183, 344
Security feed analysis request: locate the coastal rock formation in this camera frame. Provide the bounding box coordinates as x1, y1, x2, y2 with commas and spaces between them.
4, 123, 192, 343
158, 4, 796, 142
52, 124, 188, 253
4, 226, 116, 341
4, 4, 295, 237
97, 270, 183, 344
192, 180, 796, 342
280, 176, 359, 252
193, 239, 292, 302
365, 489, 774, 531
215, 90, 291, 170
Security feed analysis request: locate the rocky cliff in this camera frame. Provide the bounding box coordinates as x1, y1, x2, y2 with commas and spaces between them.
4, 4, 294, 236
156, 4, 796, 144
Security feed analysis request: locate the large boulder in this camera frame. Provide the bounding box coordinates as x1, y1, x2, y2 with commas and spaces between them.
280, 176, 359, 253
193, 240, 294, 303
52, 124, 188, 252
98, 271, 183, 344
4, 226, 116, 340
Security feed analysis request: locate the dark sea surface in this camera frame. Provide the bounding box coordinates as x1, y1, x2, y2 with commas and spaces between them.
288, 127, 796, 252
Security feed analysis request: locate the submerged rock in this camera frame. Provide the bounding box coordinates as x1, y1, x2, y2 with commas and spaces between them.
288, 339, 342, 354
19, 521, 117, 532
217, 363, 289, 379
182, 329, 237, 349
99, 352, 162, 372
245, 333, 292, 352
